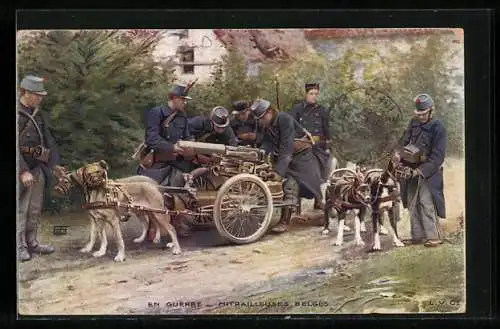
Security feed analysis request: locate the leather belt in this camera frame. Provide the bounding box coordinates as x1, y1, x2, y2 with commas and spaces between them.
311, 135, 322, 143
20, 146, 39, 155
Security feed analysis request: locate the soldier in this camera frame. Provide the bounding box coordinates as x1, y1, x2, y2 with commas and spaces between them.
289, 83, 333, 209
230, 100, 262, 147
188, 106, 238, 147
393, 93, 447, 248
138, 84, 199, 237
250, 99, 324, 233
18, 75, 65, 262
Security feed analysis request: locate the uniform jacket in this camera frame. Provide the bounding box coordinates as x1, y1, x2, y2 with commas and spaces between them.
289, 101, 331, 143
188, 116, 238, 146
260, 112, 323, 201
139, 105, 196, 182
18, 102, 61, 192
398, 117, 447, 218
230, 113, 263, 146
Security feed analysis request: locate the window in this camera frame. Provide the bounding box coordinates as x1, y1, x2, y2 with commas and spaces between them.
180, 48, 194, 74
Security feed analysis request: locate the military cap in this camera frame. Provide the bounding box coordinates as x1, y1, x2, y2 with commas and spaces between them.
414, 93, 434, 114
168, 84, 192, 100
305, 83, 320, 92
20, 75, 48, 96
232, 100, 251, 115
250, 99, 271, 119
210, 106, 230, 128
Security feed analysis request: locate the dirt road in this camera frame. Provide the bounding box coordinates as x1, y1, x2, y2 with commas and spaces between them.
18, 206, 390, 315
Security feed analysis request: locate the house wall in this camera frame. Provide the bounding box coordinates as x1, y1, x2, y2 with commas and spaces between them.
308, 34, 464, 99
153, 29, 228, 84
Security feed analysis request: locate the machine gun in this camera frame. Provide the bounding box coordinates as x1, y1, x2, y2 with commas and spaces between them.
176, 140, 275, 180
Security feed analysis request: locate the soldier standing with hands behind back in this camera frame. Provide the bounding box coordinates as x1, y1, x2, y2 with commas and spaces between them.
393, 93, 447, 248
18, 75, 65, 262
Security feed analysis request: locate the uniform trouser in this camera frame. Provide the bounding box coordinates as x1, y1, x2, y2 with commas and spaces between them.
406, 177, 440, 240
159, 166, 185, 187
283, 175, 300, 206
18, 171, 45, 250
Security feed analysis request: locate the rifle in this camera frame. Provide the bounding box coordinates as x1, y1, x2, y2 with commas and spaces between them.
274, 74, 280, 111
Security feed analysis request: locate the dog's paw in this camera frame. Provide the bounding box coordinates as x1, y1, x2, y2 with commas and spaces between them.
113, 254, 126, 262
172, 247, 182, 255
333, 241, 343, 247
79, 246, 92, 253
343, 226, 351, 232
153, 237, 161, 245
321, 229, 330, 235
393, 239, 405, 247
380, 226, 389, 235
166, 242, 175, 248
370, 244, 382, 251
92, 250, 106, 258
133, 237, 145, 243
355, 239, 365, 247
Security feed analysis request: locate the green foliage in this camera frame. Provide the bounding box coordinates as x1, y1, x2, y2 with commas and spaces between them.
18, 30, 176, 177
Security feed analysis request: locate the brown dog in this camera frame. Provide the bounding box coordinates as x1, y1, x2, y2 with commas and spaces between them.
54, 160, 181, 262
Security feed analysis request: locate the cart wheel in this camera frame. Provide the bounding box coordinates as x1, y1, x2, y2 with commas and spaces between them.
213, 173, 273, 244
185, 174, 216, 231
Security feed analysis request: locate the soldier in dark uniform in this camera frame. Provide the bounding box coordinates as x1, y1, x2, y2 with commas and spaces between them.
289, 83, 333, 209
138, 84, 198, 237
188, 106, 238, 147
393, 93, 447, 248
250, 99, 324, 233
18, 75, 65, 262
230, 100, 262, 147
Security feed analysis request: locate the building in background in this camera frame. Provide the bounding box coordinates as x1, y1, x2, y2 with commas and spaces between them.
153, 29, 228, 83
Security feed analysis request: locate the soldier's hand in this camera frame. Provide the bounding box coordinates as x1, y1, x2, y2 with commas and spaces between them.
412, 169, 422, 178
269, 171, 283, 182
52, 165, 66, 178
20, 171, 35, 188
182, 147, 195, 158
392, 152, 401, 163
245, 133, 257, 141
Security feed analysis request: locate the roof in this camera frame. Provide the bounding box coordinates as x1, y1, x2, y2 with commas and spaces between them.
213, 29, 313, 62
304, 28, 462, 41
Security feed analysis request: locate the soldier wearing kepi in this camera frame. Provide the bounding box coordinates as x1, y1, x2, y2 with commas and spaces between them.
393, 93, 447, 248
17, 75, 65, 262
137, 83, 198, 238
188, 106, 238, 147
289, 83, 333, 209
250, 99, 324, 233
230, 100, 262, 147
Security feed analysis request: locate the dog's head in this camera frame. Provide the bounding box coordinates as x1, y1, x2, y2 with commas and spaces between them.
74, 160, 109, 189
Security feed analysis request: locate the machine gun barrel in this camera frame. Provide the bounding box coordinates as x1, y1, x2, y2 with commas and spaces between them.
177, 141, 265, 162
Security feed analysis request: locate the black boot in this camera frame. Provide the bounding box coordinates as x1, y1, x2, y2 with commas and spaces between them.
272, 207, 292, 233
27, 225, 55, 255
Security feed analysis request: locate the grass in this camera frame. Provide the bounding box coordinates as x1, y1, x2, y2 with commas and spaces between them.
211, 235, 465, 314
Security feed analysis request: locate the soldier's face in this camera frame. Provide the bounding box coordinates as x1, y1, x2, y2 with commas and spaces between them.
306, 89, 319, 104
172, 97, 188, 111
415, 110, 431, 123
260, 112, 273, 126
239, 109, 251, 121
214, 125, 225, 134
26, 91, 45, 107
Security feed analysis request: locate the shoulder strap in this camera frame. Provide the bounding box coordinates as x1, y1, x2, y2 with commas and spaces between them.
162, 108, 178, 128
18, 108, 45, 146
